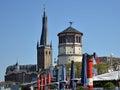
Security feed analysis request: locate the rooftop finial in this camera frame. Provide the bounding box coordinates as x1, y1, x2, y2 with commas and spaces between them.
43, 4, 46, 16
43, 4, 45, 10
69, 21, 73, 26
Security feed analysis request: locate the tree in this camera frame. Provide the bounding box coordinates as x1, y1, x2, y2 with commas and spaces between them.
94, 62, 109, 75
104, 82, 115, 89
65, 62, 82, 78
65, 62, 109, 77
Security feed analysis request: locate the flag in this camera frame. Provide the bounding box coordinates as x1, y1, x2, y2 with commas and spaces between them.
92, 55, 97, 65
93, 52, 100, 64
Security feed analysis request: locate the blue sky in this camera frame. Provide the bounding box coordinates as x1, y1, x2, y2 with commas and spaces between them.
0, 0, 120, 81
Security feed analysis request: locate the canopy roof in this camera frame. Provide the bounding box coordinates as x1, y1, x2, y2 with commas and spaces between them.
93, 71, 120, 81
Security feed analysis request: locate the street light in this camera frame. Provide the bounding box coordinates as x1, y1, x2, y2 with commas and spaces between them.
109, 53, 114, 72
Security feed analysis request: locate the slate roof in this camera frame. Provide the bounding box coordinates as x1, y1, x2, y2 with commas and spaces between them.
6, 64, 37, 75
58, 26, 83, 36
40, 9, 48, 46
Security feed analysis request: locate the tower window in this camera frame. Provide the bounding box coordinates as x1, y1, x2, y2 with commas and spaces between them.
76, 36, 81, 43
79, 37, 81, 43
59, 36, 66, 43
59, 37, 62, 43
49, 51, 51, 55
46, 51, 47, 55
67, 35, 74, 43
62, 36, 66, 43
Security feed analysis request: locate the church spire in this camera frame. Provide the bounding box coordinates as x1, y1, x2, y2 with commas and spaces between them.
40, 8, 48, 46
37, 8, 52, 70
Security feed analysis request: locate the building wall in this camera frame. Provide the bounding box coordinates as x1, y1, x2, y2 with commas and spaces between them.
5, 72, 37, 83
99, 56, 120, 71
58, 55, 82, 64
5, 64, 37, 83
37, 46, 52, 70
99, 57, 120, 63
44, 47, 52, 69
37, 47, 44, 69
58, 28, 83, 65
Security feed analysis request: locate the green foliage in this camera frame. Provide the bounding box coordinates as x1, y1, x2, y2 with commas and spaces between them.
104, 82, 115, 89
20, 85, 24, 90
75, 62, 82, 78
65, 61, 109, 77
76, 86, 84, 90
65, 62, 82, 78
94, 62, 109, 75
20, 85, 30, 90
65, 62, 71, 77
50, 84, 56, 89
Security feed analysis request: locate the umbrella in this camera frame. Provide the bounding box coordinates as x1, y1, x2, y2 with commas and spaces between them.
81, 53, 87, 86
47, 72, 51, 84
43, 74, 46, 90
38, 76, 41, 90
70, 60, 75, 89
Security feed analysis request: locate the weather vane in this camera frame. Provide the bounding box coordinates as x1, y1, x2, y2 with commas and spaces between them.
69, 21, 73, 26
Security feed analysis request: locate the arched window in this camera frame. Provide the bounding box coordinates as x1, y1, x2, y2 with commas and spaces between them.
59, 37, 62, 43
49, 51, 51, 55
67, 35, 74, 43
62, 36, 66, 43
79, 37, 81, 43
76, 36, 79, 43
76, 36, 81, 43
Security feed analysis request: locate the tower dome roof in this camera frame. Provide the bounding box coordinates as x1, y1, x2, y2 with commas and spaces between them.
58, 26, 83, 36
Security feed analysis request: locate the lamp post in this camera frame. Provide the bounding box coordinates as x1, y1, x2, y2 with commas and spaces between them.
110, 53, 114, 72
118, 65, 120, 79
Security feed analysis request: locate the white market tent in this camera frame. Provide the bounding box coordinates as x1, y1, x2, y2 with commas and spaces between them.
93, 71, 120, 81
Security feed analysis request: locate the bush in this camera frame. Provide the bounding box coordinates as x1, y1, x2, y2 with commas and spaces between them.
104, 82, 115, 89
76, 86, 86, 90
50, 84, 56, 89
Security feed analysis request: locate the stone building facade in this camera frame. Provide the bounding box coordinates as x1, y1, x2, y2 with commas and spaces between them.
99, 56, 120, 71
37, 9, 52, 70
5, 62, 37, 83
58, 26, 83, 64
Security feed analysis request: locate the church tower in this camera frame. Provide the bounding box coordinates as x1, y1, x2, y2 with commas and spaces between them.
37, 9, 52, 70
58, 26, 83, 65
